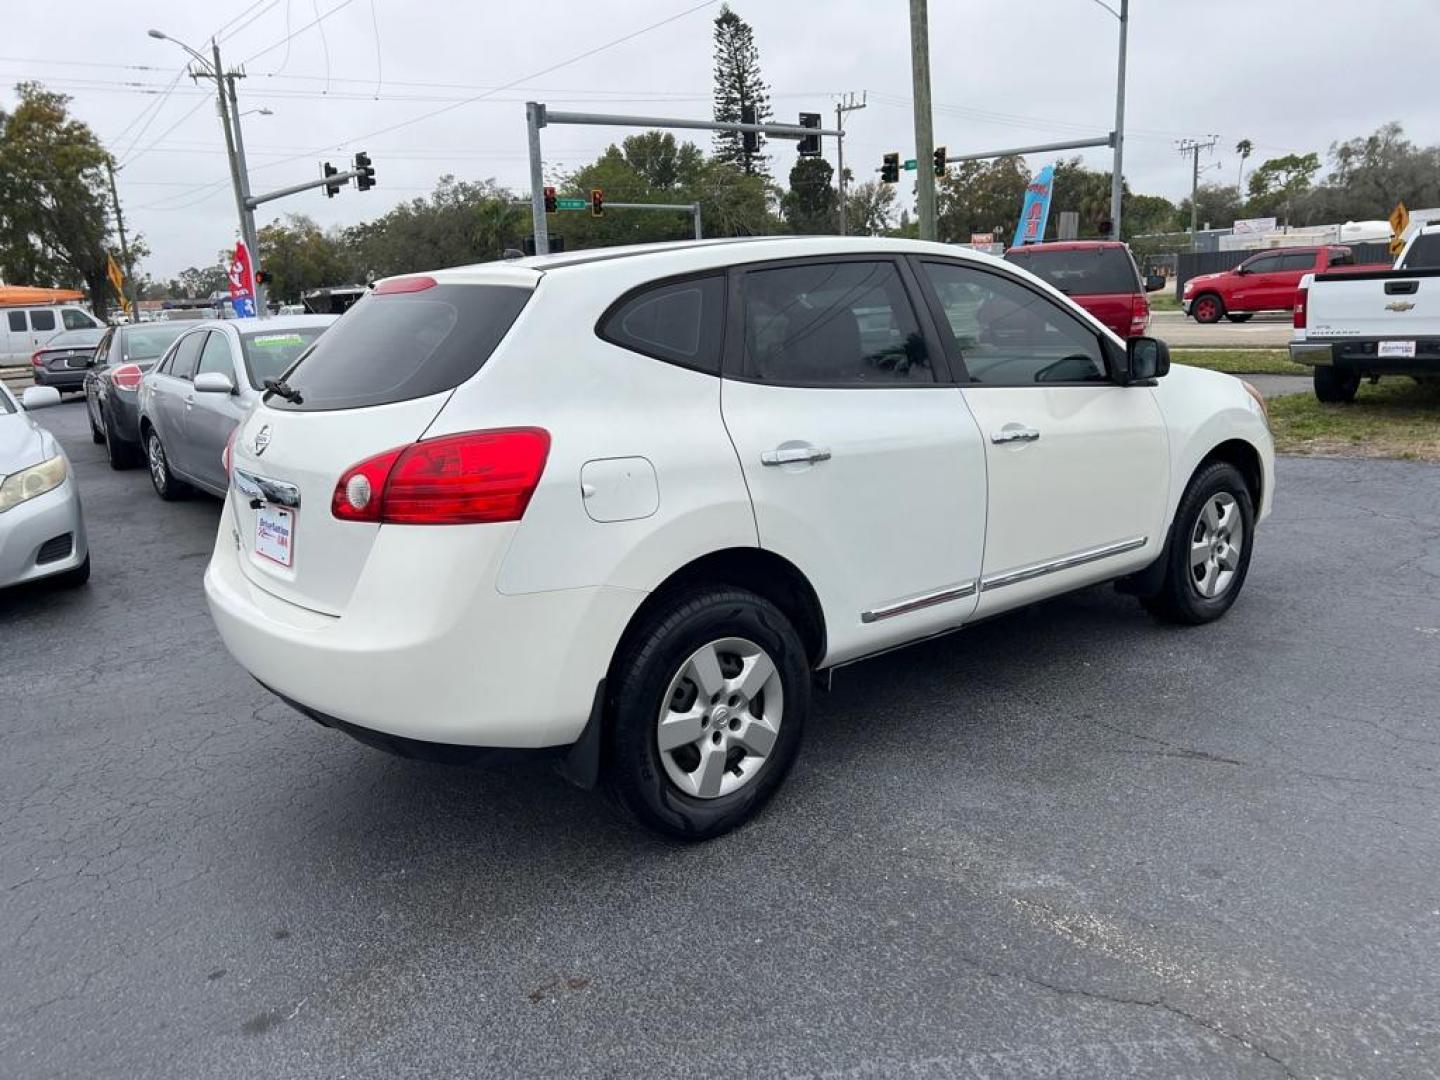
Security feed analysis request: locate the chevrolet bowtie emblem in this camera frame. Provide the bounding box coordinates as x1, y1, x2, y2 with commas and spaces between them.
1386, 301, 1416, 312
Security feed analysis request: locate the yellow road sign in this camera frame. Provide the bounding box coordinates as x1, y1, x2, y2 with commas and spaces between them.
106, 253, 125, 296
1389, 201, 1409, 237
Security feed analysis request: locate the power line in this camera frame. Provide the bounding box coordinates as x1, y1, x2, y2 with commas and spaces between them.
242, 0, 360, 66
212, 0, 284, 44
121, 96, 212, 169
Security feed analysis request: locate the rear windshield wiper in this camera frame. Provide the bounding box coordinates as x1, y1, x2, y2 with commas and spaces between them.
263, 378, 303, 404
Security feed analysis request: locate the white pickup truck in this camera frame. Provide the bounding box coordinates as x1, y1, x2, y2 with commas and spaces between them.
1290, 223, 1440, 401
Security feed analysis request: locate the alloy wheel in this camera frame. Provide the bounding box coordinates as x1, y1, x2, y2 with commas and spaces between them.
656, 636, 784, 799
148, 435, 167, 491
1190, 491, 1245, 599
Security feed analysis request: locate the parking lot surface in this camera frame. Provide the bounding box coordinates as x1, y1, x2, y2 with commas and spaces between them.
1151, 310, 1293, 348
4, 400, 1439, 1079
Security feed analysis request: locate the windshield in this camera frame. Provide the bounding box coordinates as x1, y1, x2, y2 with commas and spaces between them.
1402, 233, 1440, 270
0, 386, 15, 415
122, 325, 188, 362
240, 326, 331, 388
1005, 247, 1142, 295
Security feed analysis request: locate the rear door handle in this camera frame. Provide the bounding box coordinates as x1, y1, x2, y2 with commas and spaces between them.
761, 445, 832, 466
991, 426, 1040, 444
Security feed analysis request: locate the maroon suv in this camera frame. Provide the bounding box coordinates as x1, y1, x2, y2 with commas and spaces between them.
1004, 240, 1165, 338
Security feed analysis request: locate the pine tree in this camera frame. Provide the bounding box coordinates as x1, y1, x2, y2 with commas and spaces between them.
711, 5, 772, 178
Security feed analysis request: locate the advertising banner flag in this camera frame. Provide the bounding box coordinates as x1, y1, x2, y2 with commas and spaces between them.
228, 241, 257, 319
1012, 165, 1056, 248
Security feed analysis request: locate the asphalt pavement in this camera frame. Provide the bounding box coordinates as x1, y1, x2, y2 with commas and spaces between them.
1152, 310, 1294, 348
4, 400, 1439, 1080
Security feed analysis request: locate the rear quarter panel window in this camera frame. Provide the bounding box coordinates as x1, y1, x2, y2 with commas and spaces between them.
270, 284, 530, 411
598, 274, 725, 373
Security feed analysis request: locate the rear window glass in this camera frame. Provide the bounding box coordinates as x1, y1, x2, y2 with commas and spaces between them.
123, 325, 187, 362
600, 274, 725, 373
270, 284, 531, 411
1402, 233, 1440, 270
1006, 248, 1141, 295
240, 326, 329, 388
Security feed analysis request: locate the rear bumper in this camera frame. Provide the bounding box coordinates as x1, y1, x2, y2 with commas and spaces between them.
0, 476, 89, 589
1290, 339, 1440, 373
203, 498, 644, 749
34, 368, 86, 390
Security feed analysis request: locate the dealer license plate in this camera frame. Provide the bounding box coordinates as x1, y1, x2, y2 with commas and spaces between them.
1378, 340, 1416, 358
255, 505, 295, 567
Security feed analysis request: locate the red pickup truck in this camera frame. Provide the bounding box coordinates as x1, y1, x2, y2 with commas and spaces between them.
1182, 245, 1387, 323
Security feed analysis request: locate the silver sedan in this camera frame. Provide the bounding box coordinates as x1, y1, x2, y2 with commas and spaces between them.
136, 316, 335, 500
0, 384, 90, 590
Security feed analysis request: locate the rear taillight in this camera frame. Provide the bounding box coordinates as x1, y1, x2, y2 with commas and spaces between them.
30, 351, 43, 367
112, 363, 143, 391
222, 426, 239, 480
1130, 294, 1150, 334
332, 428, 550, 525
1293, 285, 1308, 330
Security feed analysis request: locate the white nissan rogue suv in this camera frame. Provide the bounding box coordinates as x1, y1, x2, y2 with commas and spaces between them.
205, 237, 1274, 839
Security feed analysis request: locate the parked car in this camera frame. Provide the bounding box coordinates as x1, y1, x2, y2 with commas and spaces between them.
1, 305, 104, 364
138, 316, 336, 500
204, 238, 1274, 840
1289, 224, 1440, 401
0, 383, 90, 590
1181, 245, 1388, 324
84, 323, 193, 468
30, 327, 106, 393
1004, 240, 1165, 338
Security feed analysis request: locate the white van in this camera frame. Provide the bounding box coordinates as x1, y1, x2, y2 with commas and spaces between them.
1, 306, 104, 364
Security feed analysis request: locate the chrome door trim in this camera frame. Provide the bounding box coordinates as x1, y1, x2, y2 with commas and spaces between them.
980, 536, 1148, 592
233, 467, 301, 509
861, 580, 978, 624
761, 445, 832, 467
990, 426, 1041, 444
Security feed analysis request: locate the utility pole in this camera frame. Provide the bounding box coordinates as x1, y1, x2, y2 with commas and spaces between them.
224, 64, 267, 315
1108, 0, 1129, 241
1177, 136, 1219, 248
834, 92, 866, 236
909, 0, 937, 241
104, 159, 141, 318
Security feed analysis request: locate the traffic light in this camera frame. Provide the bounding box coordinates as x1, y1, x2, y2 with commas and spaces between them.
254, 270, 272, 286
797, 112, 821, 157
323, 162, 341, 198
881, 152, 900, 184
741, 104, 759, 155
591, 187, 604, 218
543, 186, 557, 213
933, 146, 948, 178
353, 150, 375, 192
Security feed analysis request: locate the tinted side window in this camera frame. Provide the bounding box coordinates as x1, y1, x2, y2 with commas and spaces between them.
30, 309, 56, 332
1244, 254, 1283, 274
1402, 233, 1440, 270
1328, 249, 1354, 267
1279, 253, 1317, 271
8, 311, 26, 333
920, 261, 1108, 385
600, 274, 724, 373
62, 309, 93, 330
196, 332, 234, 378
741, 261, 931, 385
169, 332, 206, 381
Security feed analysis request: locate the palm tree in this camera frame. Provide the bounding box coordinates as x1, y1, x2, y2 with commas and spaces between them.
1235, 139, 1254, 193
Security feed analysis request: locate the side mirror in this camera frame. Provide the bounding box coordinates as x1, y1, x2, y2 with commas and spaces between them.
1144, 274, 1166, 293
193, 371, 236, 394
1233, 265, 1249, 275
1124, 336, 1170, 384
21, 386, 62, 410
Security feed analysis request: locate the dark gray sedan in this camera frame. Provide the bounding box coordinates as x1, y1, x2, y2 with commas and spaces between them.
83, 323, 195, 469
30, 328, 106, 393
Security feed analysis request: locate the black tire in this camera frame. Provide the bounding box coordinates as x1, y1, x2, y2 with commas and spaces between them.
1225, 313, 1253, 323
1191, 293, 1225, 324
103, 409, 141, 469
606, 586, 809, 841
1143, 462, 1256, 625
88, 401, 104, 444
145, 428, 189, 501
1313, 366, 1360, 403
55, 554, 91, 588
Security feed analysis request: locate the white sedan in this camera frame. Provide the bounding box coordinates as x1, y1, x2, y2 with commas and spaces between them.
0, 385, 90, 589
205, 237, 1274, 839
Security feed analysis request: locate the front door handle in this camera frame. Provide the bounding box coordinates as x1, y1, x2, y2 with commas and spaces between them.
991, 425, 1040, 444
761, 444, 832, 467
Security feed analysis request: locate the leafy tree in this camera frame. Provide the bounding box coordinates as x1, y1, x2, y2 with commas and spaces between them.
0, 83, 117, 314
1234, 138, 1254, 191
1049, 157, 1120, 237
1123, 193, 1180, 238
621, 131, 704, 191
255, 214, 354, 303
935, 156, 1030, 243
177, 264, 229, 299
781, 157, 836, 234
1301, 122, 1440, 224
844, 179, 897, 235
1178, 182, 1242, 230
1245, 152, 1321, 223
344, 175, 526, 275
711, 5, 771, 177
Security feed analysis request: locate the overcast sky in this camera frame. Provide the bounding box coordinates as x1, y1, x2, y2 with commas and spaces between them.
4, 0, 1435, 278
